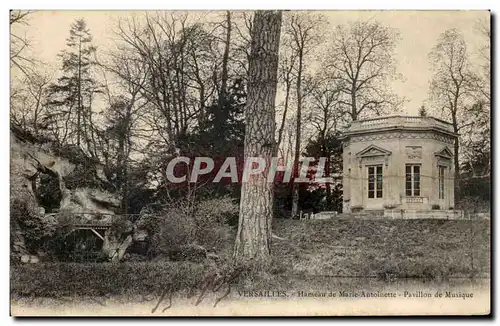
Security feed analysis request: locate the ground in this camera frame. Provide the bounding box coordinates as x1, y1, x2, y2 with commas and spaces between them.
272, 218, 490, 279
11, 218, 490, 303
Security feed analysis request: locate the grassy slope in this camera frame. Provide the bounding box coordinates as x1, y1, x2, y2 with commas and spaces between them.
272, 218, 490, 279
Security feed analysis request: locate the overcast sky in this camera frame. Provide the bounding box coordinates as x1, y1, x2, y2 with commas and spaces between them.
13, 10, 490, 115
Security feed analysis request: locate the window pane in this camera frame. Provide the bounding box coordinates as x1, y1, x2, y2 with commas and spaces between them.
414, 189, 420, 196
377, 190, 383, 198
414, 165, 420, 174
406, 165, 411, 174
438, 166, 445, 199
368, 165, 383, 198
406, 176, 411, 195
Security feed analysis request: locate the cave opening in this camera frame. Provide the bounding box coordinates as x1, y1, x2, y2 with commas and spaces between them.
33, 173, 63, 213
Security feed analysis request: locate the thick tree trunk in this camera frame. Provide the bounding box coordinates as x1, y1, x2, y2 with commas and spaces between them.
351, 87, 357, 121
234, 11, 282, 264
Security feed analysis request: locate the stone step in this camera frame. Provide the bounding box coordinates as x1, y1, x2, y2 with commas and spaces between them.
338, 210, 385, 219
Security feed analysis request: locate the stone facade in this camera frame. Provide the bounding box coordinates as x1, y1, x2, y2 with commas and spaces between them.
341, 116, 458, 213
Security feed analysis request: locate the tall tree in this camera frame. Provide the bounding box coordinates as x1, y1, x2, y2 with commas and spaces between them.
463, 18, 491, 179
234, 10, 282, 264
98, 98, 135, 212
327, 20, 401, 121
114, 13, 220, 153
282, 12, 324, 218
304, 72, 343, 208
428, 29, 479, 185
47, 18, 99, 153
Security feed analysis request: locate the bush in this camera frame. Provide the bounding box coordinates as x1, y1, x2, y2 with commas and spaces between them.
10, 199, 56, 254
138, 196, 237, 259
457, 196, 490, 213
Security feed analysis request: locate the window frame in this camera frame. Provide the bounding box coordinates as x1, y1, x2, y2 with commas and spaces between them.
438, 165, 445, 199
405, 164, 421, 197
367, 164, 383, 199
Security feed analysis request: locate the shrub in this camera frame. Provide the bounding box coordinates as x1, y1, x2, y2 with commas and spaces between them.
457, 196, 490, 213
10, 199, 56, 253
138, 196, 238, 258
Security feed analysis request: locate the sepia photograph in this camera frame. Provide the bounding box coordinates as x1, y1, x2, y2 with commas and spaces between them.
9, 9, 491, 316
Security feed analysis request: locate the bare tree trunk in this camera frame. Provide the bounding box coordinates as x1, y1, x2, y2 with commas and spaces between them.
291, 49, 304, 219
276, 60, 293, 153
320, 128, 332, 209
77, 37, 82, 148
234, 10, 282, 265
218, 11, 231, 107
452, 112, 460, 199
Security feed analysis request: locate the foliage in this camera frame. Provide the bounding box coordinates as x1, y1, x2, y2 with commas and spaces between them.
195, 78, 246, 156
137, 196, 238, 257
10, 199, 56, 253
45, 18, 101, 154
303, 133, 343, 211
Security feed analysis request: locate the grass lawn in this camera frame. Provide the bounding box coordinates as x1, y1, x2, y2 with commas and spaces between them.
272, 218, 490, 279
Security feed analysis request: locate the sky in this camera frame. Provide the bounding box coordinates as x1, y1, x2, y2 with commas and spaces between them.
12, 10, 490, 115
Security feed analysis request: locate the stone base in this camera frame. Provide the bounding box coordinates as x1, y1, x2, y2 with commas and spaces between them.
384, 209, 465, 220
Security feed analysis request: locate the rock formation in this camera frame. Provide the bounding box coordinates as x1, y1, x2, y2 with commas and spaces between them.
10, 127, 134, 262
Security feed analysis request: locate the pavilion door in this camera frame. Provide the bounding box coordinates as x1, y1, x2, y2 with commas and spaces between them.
365, 165, 384, 208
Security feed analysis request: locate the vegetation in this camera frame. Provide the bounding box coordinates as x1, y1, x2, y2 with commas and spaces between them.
9, 10, 490, 302
12, 218, 490, 298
